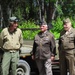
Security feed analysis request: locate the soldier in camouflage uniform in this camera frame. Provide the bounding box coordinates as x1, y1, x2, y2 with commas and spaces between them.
32, 21, 56, 75
58, 18, 75, 75
0, 17, 23, 75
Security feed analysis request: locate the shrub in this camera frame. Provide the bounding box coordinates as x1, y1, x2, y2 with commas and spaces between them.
51, 17, 63, 39
18, 20, 39, 39
15, 17, 75, 39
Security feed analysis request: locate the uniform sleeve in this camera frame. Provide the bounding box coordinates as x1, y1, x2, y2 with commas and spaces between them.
50, 35, 56, 56
0, 31, 4, 48
19, 30, 23, 47
58, 37, 61, 51
58, 32, 62, 50
31, 40, 37, 55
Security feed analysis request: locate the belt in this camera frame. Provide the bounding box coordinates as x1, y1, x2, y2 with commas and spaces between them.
3, 49, 19, 53
9, 50, 16, 53
64, 48, 75, 50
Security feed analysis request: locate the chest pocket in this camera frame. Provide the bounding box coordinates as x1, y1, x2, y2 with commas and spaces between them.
35, 39, 40, 45
67, 34, 75, 43
42, 37, 50, 45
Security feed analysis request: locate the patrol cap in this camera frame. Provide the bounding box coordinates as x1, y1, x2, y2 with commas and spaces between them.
39, 20, 53, 30
63, 18, 71, 24
9, 16, 18, 22
39, 21, 47, 26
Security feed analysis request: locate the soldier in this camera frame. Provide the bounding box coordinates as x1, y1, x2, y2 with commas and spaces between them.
31, 21, 56, 75
0, 16, 23, 75
58, 18, 75, 75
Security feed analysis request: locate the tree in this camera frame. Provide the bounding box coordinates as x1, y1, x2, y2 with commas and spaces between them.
0, 0, 75, 28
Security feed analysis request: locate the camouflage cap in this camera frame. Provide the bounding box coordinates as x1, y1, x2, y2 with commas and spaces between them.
63, 18, 71, 23
9, 16, 18, 22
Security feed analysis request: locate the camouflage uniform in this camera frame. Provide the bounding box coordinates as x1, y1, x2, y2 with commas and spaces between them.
0, 27, 23, 75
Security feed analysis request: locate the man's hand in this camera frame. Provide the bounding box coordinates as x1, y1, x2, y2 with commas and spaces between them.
31, 55, 35, 60
51, 56, 55, 61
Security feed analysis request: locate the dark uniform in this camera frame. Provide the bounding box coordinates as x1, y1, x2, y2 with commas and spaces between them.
59, 19, 75, 75
32, 30, 56, 75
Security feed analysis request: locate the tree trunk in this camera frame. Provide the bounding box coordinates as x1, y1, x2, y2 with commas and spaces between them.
41, 0, 45, 21
1, 5, 9, 27
0, 0, 13, 28
46, 0, 54, 23
0, 5, 3, 28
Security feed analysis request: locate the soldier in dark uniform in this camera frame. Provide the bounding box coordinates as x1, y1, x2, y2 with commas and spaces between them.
58, 18, 75, 75
31, 21, 56, 75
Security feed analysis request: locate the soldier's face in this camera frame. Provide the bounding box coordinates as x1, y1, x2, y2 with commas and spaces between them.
40, 25, 48, 32
10, 22, 18, 30
63, 22, 71, 31
13, 22, 18, 29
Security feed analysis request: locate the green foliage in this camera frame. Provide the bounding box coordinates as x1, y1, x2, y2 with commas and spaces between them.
55, 4, 63, 16
0, 29, 2, 33
52, 32, 60, 40
18, 17, 75, 40
18, 18, 63, 40
18, 20, 39, 39
51, 17, 63, 32
50, 17, 75, 39
62, 1, 75, 17
71, 17, 75, 28
50, 17, 63, 39
14, 8, 23, 21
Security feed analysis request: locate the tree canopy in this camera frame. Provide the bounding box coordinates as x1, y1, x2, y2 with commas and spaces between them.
0, 0, 75, 28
